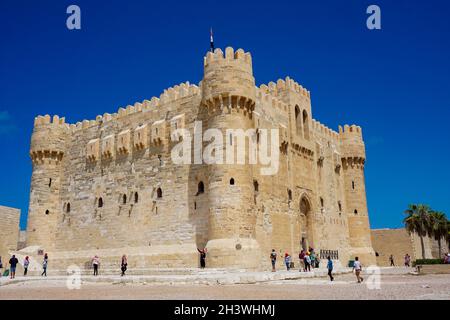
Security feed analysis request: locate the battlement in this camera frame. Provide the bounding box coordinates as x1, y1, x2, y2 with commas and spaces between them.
338, 124, 363, 140
33, 82, 200, 133
256, 86, 289, 114
34, 114, 70, 130
204, 47, 252, 70
338, 124, 365, 161
311, 119, 340, 142
260, 77, 310, 99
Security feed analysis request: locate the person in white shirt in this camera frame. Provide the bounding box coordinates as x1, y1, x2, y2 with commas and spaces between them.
353, 256, 363, 283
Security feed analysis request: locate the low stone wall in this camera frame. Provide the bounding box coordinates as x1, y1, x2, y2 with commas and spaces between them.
0, 205, 20, 262
417, 264, 450, 274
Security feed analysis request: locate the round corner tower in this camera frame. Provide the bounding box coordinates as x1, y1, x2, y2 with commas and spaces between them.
200, 47, 261, 268
26, 114, 69, 252
339, 124, 376, 265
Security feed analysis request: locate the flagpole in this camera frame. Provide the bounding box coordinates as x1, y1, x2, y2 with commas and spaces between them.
210, 28, 214, 52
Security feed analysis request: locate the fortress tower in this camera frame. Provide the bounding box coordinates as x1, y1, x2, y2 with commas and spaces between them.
200, 47, 261, 268
339, 124, 376, 265
26, 115, 68, 252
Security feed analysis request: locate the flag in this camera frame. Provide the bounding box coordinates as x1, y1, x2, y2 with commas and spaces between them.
210, 28, 214, 52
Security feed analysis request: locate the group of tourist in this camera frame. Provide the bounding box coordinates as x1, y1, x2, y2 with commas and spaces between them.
270, 248, 333, 279
0, 254, 46, 279
270, 248, 321, 273
387, 253, 412, 267
269, 249, 368, 283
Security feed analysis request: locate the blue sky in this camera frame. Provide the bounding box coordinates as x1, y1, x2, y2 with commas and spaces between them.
1, 0, 449, 230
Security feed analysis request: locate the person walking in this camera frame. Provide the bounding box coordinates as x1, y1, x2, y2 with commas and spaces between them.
327, 256, 334, 281
23, 256, 30, 276
389, 254, 395, 266
197, 248, 207, 269
0, 256, 3, 274
41, 253, 48, 276
299, 250, 305, 272
353, 256, 363, 283
270, 249, 277, 272
404, 254, 411, 267
121, 254, 128, 276
9, 255, 19, 279
92, 255, 100, 276
304, 252, 311, 272
284, 252, 291, 271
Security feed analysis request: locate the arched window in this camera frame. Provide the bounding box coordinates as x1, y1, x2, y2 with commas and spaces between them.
45, 209, 49, 215
229, 178, 235, 185
352, 181, 355, 190
48, 178, 52, 187
122, 194, 127, 204
320, 197, 324, 208
288, 189, 292, 201
157, 188, 162, 198
338, 201, 342, 212
300, 197, 311, 216
354, 209, 358, 215
197, 181, 204, 195
66, 203, 71, 213
134, 192, 139, 203
302, 110, 309, 140
253, 180, 259, 192
98, 197, 103, 208
295, 105, 302, 136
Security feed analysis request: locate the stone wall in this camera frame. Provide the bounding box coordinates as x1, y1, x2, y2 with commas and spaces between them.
371, 228, 449, 266
0, 205, 20, 263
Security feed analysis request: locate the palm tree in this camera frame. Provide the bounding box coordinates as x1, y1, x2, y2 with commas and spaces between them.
403, 204, 431, 259
429, 211, 448, 258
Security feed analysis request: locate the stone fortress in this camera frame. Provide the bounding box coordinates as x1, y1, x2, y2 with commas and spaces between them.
23, 47, 377, 270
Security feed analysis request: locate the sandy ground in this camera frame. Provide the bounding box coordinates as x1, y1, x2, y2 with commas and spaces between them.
0, 272, 449, 300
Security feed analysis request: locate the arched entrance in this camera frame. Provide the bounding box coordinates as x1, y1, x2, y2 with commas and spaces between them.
299, 195, 313, 251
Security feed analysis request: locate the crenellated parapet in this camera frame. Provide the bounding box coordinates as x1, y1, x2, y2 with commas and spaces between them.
259, 76, 310, 100
30, 115, 70, 165
53, 82, 200, 133
339, 124, 365, 167
201, 47, 256, 116
312, 119, 340, 142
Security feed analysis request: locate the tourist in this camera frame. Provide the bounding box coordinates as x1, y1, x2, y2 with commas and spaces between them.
41, 253, 48, 276
404, 253, 411, 267
92, 255, 100, 276
444, 253, 449, 264
304, 252, 311, 272
270, 249, 277, 272
353, 257, 363, 283
23, 256, 30, 276
310, 251, 316, 269
389, 254, 395, 266
299, 250, 305, 272
121, 254, 128, 276
197, 248, 207, 269
327, 256, 334, 281
0, 256, 3, 273
9, 255, 19, 279
284, 252, 291, 271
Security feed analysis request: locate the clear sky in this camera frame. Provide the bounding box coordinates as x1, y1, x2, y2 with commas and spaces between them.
1, 0, 449, 230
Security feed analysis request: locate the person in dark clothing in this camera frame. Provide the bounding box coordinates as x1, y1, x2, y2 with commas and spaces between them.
41, 253, 48, 276
23, 256, 30, 276
197, 248, 207, 268
121, 254, 127, 276
270, 249, 277, 272
389, 254, 395, 266
9, 255, 19, 279
327, 256, 334, 281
